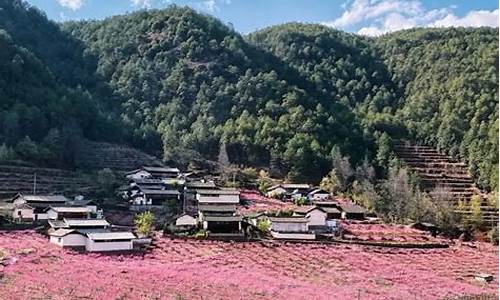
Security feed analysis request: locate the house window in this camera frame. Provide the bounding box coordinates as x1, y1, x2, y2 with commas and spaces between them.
58, 238, 62, 243
18, 211, 22, 216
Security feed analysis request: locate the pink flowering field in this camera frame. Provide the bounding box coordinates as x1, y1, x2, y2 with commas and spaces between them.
239, 190, 297, 213
0, 231, 498, 300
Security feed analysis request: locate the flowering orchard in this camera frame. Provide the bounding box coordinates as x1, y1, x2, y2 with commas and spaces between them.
0, 231, 497, 300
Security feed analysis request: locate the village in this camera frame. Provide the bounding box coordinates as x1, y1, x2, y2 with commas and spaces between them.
0, 164, 380, 252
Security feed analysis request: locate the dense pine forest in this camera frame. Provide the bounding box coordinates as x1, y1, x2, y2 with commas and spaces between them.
0, 0, 497, 190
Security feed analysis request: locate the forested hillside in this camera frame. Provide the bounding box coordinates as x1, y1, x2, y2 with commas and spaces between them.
0, 0, 497, 189
63, 7, 370, 181
376, 28, 499, 190
0, 0, 122, 168
250, 24, 499, 190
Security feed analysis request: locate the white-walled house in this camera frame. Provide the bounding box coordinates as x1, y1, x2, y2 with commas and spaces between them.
266, 184, 311, 199
307, 189, 330, 202
68, 199, 98, 214
85, 232, 136, 252
293, 206, 327, 228
269, 217, 315, 240
196, 189, 240, 205
125, 169, 152, 180
47, 207, 91, 220
49, 229, 137, 252
49, 229, 87, 248
10, 194, 69, 221
126, 166, 180, 180
12, 203, 35, 222
131, 189, 180, 206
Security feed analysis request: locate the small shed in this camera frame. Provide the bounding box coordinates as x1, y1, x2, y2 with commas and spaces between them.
49, 229, 86, 248
85, 232, 136, 252
410, 222, 439, 236
269, 217, 315, 240
175, 214, 198, 227
202, 215, 242, 234
322, 207, 342, 220
336, 202, 367, 220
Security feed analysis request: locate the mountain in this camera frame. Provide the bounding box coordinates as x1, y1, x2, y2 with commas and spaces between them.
0, 1, 497, 189
62, 6, 369, 181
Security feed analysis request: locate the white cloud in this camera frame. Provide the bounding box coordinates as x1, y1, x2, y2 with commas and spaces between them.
131, 0, 154, 8
322, 0, 499, 36
57, 0, 84, 11
196, 0, 231, 13
432, 9, 499, 28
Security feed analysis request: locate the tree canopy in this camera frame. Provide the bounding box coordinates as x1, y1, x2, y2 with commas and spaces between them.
0, 1, 497, 189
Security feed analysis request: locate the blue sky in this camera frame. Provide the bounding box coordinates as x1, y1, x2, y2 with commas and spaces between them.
25, 0, 499, 35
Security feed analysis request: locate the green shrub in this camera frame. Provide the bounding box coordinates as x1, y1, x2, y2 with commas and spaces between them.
256, 218, 271, 233
134, 211, 156, 237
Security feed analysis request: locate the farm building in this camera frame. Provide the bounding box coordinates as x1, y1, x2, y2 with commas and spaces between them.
269, 217, 315, 240
198, 204, 236, 220
46, 206, 91, 220
196, 189, 240, 205
9, 194, 70, 220
125, 166, 180, 180
67, 199, 98, 213
48, 218, 110, 231
125, 169, 152, 180
85, 232, 136, 252
322, 207, 342, 220
175, 214, 198, 227
314, 201, 367, 220
307, 189, 330, 201
49, 229, 86, 248
336, 202, 367, 220
49, 230, 137, 252
129, 178, 164, 187
12, 203, 35, 222
131, 189, 180, 206
266, 184, 311, 200
183, 181, 218, 203
293, 206, 327, 228
185, 181, 217, 190
202, 215, 243, 235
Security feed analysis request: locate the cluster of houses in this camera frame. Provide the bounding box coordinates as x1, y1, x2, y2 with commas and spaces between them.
0, 194, 142, 252
124, 166, 369, 240
265, 183, 331, 202
0, 165, 370, 246
265, 201, 367, 240
124, 166, 245, 238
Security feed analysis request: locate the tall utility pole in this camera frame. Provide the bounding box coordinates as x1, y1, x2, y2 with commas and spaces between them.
33, 173, 37, 195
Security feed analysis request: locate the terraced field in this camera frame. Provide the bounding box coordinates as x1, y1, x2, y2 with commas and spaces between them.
0, 165, 96, 200
394, 141, 498, 227
76, 141, 164, 172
